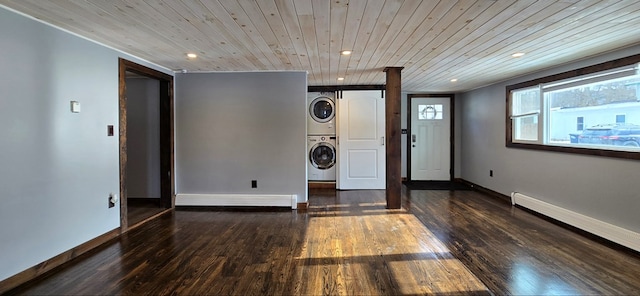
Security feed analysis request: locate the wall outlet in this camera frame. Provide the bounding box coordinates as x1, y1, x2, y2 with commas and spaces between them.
489, 170, 494, 177
251, 180, 257, 188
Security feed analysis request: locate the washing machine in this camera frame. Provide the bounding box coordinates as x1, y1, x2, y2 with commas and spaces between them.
307, 92, 336, 135
308, 135, 337, 181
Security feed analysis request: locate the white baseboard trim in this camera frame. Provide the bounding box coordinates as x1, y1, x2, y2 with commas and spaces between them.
511, 192, 640, 252
175, 194, 298, 209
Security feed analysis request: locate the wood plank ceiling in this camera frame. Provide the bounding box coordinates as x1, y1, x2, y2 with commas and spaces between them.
1, 0, 640, 92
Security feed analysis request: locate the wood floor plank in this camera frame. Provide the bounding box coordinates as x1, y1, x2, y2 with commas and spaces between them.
7, 188, 640, 295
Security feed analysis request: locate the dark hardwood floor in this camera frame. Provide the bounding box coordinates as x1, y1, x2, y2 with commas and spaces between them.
127, 198, 167, 226
7, 187, 640, 295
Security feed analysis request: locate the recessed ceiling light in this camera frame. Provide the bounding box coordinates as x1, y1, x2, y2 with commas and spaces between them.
337, 77, 345, 81
512, 52, 525, 58
340, 50, 352, 56
187, 53, 198, 59
450, 78, 458, 82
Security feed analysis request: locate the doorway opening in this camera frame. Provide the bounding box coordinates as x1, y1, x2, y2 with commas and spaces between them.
406, 94, 455, 182
118, 59, 174, 232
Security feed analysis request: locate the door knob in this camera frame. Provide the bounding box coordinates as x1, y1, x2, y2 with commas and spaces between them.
411, 134, 416, 143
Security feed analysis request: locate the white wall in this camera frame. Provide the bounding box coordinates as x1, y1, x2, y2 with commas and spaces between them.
0, 7, 172, 281
175, 72, 307, 203
459, 44, 640, 234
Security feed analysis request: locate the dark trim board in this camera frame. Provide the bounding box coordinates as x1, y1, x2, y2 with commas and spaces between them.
406, 94, 455, 182
455, 178, 510, 203
119, 59, 175, 232
296, 202, 309, 211
0, 228, 120, 294
308, 182, 336, 189
308, 84, 385, 92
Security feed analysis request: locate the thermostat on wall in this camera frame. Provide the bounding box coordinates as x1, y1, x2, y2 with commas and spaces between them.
70, 101, 81, 113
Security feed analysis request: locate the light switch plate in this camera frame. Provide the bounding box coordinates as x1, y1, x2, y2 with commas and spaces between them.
70, 101, 81, 113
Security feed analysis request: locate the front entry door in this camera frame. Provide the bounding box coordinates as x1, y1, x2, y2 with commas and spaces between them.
410, 96, 451, 180
337, 90, 386, 189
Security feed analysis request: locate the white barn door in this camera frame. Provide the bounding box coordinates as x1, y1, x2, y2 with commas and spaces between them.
337, 90, 386, 189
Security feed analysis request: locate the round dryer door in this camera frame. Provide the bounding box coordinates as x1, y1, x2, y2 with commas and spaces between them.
309, 142, 336, 170
309, 96, 335, 123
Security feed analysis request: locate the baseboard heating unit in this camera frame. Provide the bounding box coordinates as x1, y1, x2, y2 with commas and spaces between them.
511, 192, 640, 252
176, 194, 298, 209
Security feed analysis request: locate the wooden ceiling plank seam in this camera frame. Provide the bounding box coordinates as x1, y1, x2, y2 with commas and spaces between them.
293, 0, 321, 84
408, 2, 584, 87
356, 0, 425, 84
255, 0, 304, 70
311, 0, 331, 84
156, 0, 263, 70
414, 0, 637, 89
235, 0, 296, 70
57, 0, 184, 62
352, 0, 404, 85
465, 14, 640, 88
131, 0, 245, 70
345, 0, 387, 86
402, 0, 542, 82
124, 0, 230, 65
116, 0, 244, 70
388, 0, 478, 76
19, 0, 185, 70
165, 0, 267, 70
364, 0, 495, 85
401, 0, 546, 87
366, 0, 444, 73
275, 0, 316, 79
404, 0, 596, 88
328, 0, 349, 84
193, 0, 278, 70
381, 0, 499, 76
415, 15, 640, 92
3, 0, 640, 91
410, 0, 588, 85
216, 0, 291, 71
336, 0, 367, 85
358, 1, 456, 86
441, 20, 640, 93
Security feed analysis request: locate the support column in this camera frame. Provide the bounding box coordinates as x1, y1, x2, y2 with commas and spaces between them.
384, 67, 403, 209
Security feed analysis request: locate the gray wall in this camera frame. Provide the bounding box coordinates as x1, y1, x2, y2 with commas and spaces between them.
0, 7, 172, 281
175, 72, 307, 202
458, 44, 640, 233
126, 78, 160, 198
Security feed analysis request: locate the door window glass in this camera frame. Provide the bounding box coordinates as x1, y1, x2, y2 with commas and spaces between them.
418, 104, 443, 120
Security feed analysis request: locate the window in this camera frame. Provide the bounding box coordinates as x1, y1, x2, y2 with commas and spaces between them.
507, 54, 640, 159
577, 117, 584, 131
418, 104, 443, 120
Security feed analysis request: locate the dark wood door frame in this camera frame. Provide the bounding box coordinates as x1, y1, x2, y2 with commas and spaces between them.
406, 94, 455, 182
118, 58, 174, 232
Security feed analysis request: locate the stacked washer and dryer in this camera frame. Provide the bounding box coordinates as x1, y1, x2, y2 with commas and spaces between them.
307, 92, 337, 182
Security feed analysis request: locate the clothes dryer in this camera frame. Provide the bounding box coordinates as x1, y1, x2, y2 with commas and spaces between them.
308, 135, 336, 181
307, 92, 336, 135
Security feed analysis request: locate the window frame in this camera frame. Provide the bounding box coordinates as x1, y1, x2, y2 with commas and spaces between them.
506, 53, 640, 160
